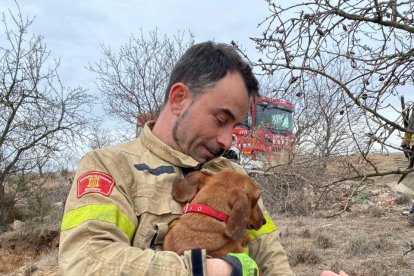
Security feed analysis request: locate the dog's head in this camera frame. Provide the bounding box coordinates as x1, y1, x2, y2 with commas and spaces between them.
171, 170, 266, 241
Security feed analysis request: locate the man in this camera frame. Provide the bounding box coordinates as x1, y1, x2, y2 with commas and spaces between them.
409, 203, 414, 226
400, 132, 414, 227
59, 41, 294, 275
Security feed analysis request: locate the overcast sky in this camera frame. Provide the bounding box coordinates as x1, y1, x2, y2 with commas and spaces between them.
1, 0, 269, 93
1, 1, 408, 157
0, 0, 271, 136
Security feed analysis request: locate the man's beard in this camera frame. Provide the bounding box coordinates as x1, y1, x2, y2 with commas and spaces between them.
172, 108, 189, 151
172, 108, 224, 162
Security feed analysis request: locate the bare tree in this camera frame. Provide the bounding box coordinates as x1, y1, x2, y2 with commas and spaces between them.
90, 29, 194, 136
243, 0, 414, 176
87, 125, 119, 150
258, 59, 366, 160
0, 5, 93, 227
295, 62, 367, 158
226, 1, 414, 215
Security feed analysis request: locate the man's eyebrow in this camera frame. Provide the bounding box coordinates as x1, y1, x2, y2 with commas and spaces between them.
218, 107, 245, 126
218, 108, 236, 120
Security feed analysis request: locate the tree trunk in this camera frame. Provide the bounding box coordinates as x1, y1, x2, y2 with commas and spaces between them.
0, 183, 6, 229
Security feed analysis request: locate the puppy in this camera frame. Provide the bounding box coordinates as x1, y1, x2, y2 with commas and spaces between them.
163, 170, 266, 257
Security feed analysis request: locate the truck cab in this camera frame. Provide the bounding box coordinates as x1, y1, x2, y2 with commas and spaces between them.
230, 97, 295, 164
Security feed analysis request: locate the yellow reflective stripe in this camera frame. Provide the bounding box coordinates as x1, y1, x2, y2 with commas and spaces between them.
401, 134, 414, 139
61, 204, 136, 241
227, 253, 259, 275
247, 214, 277, 240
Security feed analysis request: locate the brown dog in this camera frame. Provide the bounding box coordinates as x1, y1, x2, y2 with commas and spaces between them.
163, 170, 266, 257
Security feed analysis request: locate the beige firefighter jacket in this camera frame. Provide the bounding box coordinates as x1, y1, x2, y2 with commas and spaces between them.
59, 122, 294, 275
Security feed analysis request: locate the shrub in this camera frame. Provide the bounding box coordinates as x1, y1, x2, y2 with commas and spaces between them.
288, 245, 321, 266
252, 172, 311, 216
366, 205, 383, 218
345, 235, 394, 257
313, 231, 334, 249
299, 228, 312, 238
361, 260, 392, 276
395, 193, 413, 205
352, 190, 369, 203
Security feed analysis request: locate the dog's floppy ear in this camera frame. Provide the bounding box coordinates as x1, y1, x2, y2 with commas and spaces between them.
225, 190, 250, 240
171, 171, 208, 203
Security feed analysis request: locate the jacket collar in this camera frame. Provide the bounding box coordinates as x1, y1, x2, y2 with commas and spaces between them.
140, 121, 200, 169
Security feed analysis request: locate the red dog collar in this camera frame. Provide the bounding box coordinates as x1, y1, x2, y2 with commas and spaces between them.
182, 203, 229, 222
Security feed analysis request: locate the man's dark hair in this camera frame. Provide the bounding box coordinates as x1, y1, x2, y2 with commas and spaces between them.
163, 41, 259, 103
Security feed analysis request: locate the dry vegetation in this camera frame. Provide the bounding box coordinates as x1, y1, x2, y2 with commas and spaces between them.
0, 174, 70, 276
252, 153, 414, 276
0, 154, 413, 276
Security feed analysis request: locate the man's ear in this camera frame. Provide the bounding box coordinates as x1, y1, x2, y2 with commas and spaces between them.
168, 83, 191, 116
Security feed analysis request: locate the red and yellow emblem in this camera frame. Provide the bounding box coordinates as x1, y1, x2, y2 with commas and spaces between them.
77, 171, 115, 198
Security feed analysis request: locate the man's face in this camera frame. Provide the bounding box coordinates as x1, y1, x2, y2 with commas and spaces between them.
172, 71, 250, 163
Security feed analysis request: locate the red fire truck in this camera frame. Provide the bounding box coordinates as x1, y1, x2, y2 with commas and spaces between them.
228, 97, 295, 164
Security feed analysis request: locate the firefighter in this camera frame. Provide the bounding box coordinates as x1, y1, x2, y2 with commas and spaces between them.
400, 129, 414, 226
59, 41, 299, 275
409, 203, 414, 226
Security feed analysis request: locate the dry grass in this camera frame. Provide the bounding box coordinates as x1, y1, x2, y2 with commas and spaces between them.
0, 224, 60, 275
276, 210, 414, 276
313, 231, 334, 249
250, 153, 414, 274
0, 174, 69, 275
366, 205, 384, 218
298, 228, 312, 238
288, 243, 322, 266
345, 235, 394, 257
395, 193, 414, 205
359, 260, 394, 276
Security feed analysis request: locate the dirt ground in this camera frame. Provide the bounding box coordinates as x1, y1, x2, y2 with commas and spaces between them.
0, 153, 413, 276
277, 207, 414, 275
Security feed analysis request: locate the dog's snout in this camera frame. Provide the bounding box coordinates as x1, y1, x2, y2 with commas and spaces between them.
248, 217, 266, 230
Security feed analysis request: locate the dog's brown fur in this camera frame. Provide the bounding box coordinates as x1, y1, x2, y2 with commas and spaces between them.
163, 170, 265, 257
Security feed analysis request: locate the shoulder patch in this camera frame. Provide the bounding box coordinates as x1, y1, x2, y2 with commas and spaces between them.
77, 171, 115, 198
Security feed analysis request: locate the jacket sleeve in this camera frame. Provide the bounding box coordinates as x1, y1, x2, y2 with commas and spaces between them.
58, 150, 206, 275
247, 198, 295, 276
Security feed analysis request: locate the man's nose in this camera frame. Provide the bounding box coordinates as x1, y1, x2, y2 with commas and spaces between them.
217, 129, 233, 150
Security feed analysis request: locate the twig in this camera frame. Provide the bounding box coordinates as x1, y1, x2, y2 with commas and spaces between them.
403, 242, 414, 255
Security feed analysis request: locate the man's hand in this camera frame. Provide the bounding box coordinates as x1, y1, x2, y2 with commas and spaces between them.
206, 258, 232, 276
